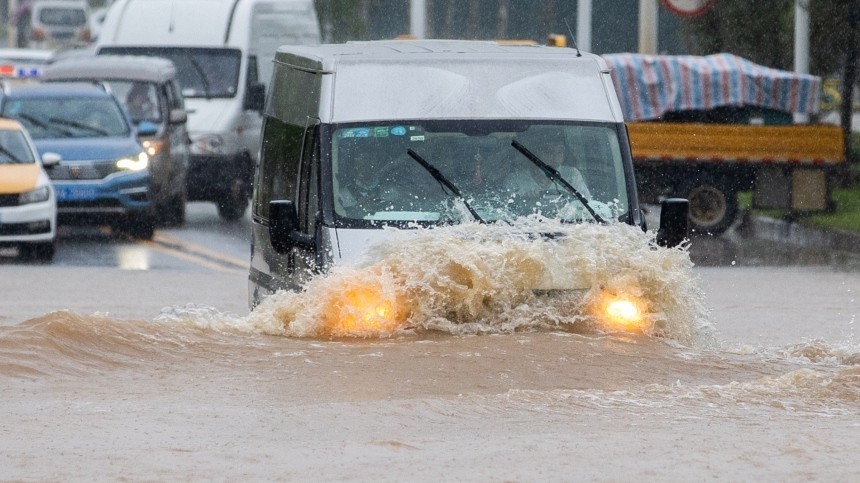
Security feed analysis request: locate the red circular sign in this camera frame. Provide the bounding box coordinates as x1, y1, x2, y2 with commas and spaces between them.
661, 0, 716, 18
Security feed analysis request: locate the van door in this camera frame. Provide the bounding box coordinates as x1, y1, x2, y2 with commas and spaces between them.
291, 121, 323, 280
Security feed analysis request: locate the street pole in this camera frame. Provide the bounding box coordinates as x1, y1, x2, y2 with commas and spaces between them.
638, 0, 658, 55
7, 0, 18, 48
410, 0, 426, 39
794, 0, 810, 123
576, 0, 592, 53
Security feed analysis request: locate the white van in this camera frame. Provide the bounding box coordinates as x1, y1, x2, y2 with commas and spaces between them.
14, 0, 91, 49
95, 0, 321, 220
249, 40, 690, 308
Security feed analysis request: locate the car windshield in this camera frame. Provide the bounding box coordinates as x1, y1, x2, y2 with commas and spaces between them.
331, 120, 630, 225
98, 46, 241, 98
1, 97, 131, 139
0, 130, 35, 163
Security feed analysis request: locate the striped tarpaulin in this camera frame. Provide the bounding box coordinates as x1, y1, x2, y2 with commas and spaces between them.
602, 53, 821, 122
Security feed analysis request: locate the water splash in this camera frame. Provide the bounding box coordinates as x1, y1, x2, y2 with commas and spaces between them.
246, 221, 712, 344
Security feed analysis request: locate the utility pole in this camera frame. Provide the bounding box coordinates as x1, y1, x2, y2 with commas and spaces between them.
576, 0, 592, 52
794, 0, 810, 123
638, 0, 658, 54
409, 0, 426, 39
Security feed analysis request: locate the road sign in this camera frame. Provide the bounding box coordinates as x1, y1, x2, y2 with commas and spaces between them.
661, 0, 715, 18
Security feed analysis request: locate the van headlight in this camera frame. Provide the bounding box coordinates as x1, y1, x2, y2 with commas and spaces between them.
190, 134, 225, 155
19, 185, 50, 204
116, 152, 149, 171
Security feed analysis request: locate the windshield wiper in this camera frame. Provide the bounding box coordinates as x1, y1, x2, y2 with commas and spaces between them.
510, 140, 605, 223
49, 117, 110, 136
16, 113, 74, 137
406, 148, 485, 224
184, 52, 212, 99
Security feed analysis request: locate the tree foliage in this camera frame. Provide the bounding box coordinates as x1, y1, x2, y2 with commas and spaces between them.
680, 0, 859, 76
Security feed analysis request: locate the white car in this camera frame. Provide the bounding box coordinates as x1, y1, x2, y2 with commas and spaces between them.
0, 118, 58, 261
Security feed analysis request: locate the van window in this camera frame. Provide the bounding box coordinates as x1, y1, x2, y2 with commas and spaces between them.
38, 7, 88, 27
165, 81, 184, 110
98, 47, 241, 98
104, 81, 161, 123
298, 126, 320, 234
330, 120, 629, 225
255, 117, 305, 218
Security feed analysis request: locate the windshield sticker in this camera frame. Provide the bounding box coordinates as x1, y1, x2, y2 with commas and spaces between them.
340, 128, 371, 138
390, 126, 407, 136
373, 127, 389, 137
410, 135, 425, 142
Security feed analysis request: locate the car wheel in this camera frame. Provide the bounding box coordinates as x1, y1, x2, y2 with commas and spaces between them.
160, 193, 186, 227
217, 179, 249, 221
19, 242, 55, 263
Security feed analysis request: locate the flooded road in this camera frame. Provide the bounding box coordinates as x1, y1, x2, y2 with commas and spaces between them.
1, 219, 859, 481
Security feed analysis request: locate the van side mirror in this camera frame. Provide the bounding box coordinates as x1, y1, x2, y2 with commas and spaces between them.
656, 198, 689, 248
168, 108, 187, 124
269, 200, 314, 253
244, 82, 265, 111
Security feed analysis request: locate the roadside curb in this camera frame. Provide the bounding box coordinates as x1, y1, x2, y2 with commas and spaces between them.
744, 213, 860, 255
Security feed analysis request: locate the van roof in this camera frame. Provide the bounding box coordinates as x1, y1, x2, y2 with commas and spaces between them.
275, 40, 609, 72
1, 82, 112, 99
41, 55, 177, 83
272, 40, 622, 124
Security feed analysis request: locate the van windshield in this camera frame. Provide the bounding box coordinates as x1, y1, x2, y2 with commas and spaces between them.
98, 47, 241, 98
331, 120, 630, 225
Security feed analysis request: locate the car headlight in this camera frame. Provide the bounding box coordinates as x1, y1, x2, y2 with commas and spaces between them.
190, 134, 226, 155
597, 293, 649, 333
19, 185, 50, 204
116, 152, 149, 171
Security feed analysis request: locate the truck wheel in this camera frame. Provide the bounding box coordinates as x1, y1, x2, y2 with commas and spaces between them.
120, 215, 156, 240
217, 179, 249, 221
19, 242, 55, 262
679, 176, 738, 236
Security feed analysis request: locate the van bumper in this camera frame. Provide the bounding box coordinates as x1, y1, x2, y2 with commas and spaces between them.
186, 153, 253, 202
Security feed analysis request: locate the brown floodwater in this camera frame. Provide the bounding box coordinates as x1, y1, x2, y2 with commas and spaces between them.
2, 222, 859, 480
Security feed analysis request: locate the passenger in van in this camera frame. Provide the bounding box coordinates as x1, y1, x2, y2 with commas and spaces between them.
126, 82, 157, 121
504, 134, 591, 199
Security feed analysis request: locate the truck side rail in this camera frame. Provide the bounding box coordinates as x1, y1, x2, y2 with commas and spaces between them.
627, 122, 845, 165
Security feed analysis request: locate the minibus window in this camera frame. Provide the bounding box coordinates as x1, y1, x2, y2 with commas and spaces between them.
255, 117, 304, 218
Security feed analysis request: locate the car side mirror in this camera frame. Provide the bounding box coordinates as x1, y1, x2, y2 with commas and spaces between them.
41, 152, 62, 167
244, 82, 265, 112
136, 121, 158, 137
168, 108, 187, 124
656, 198, 689, 248
269, 200, 314, 254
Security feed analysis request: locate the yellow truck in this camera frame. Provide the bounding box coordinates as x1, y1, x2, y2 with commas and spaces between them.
604, 53, 845, 235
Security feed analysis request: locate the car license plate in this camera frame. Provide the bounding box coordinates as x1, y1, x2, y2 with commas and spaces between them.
56, 186, 98, 201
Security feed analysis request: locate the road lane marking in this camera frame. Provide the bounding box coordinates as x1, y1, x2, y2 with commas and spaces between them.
145, 233, 249, 274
